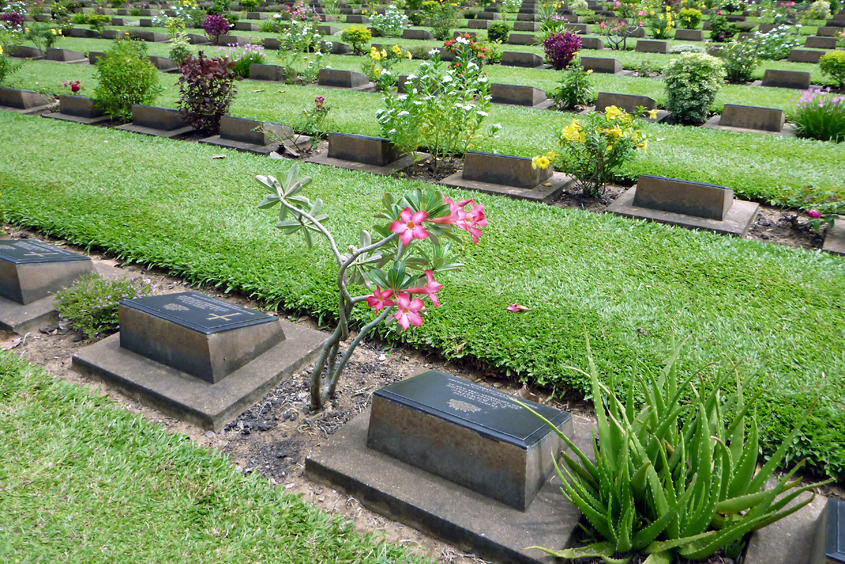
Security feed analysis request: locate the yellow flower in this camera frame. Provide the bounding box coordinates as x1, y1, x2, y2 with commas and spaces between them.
373, 68, 381, 75
531, 155, 550, 170
380, 49, 387, 58
545, 150, 556, 161
362, 9, 368, 13
606, 143, 614, 151
0, 46, 3, 56
602, 126, 623, 139
637, 139, 648, 152
407, 52, 412, 59
604, 105, 623, 120
586, 69, 593, 73
648, 109, 658, 119
562, 120, 585, 143
392, 45, 402, 55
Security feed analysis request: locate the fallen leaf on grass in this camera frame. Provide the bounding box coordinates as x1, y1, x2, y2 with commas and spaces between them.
251, 89, 265, 92
211, 155, 226, 159
507, 304, 529, 312
0, 331, 21, 351
455, 342, 466, 353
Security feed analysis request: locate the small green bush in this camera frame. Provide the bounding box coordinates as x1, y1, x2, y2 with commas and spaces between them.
549, 61, 594, 110
55, 273, 153, 338
678, 7, 703, 28
819, 51, 845, 88
86, 13, 111, 33
169, 32, 193, 65
709, 15, 737, 42
720, 40, 760, 83
487, 22, 510, 43
663, 52, 725, 125
94, 39, 163, 121
407, 11, 425, 26
242, 0, 260, 11
670, 43, 706, 53
341, 25, 372, 54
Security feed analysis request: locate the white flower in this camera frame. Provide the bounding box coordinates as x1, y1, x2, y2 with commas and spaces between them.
464, 104, 474, 111
476, 111, 488, 117
478, 76, 487, 83
467, 61, 478, 70
428, 48, 439, 56
398, 110, 409, 116
442, 75, 453, 83
389, 129, 396, 134
413, 100, 423, 105
456, 36, 469, 44
407, 74, 417, 80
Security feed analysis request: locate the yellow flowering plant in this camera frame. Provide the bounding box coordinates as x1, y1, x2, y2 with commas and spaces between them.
647, 5, 675, 39
362, 44, 411, 86
533, 105, 651, 196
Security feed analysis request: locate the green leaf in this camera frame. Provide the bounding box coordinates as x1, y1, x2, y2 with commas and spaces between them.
303, 228, 314, 249
258, 194, 279, 209
747, 400, 817, 493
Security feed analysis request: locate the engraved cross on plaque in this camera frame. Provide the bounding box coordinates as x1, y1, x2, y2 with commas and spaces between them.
23, 251, 58, 257
207, 312, 243, 322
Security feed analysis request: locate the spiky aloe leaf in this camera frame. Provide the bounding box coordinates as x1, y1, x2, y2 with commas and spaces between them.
553, 456, 614, 542
632, 471, 696, 550
728, 414, 758, 498
747, 400, 817, 493
526, 542, 630, 563
640, 530, 715, 554
561, 451, 600, 493
643, 552, 673, 564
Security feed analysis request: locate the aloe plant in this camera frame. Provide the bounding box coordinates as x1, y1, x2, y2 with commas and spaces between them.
519, 336, 832, 564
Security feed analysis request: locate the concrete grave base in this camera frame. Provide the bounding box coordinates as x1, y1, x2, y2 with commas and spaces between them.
200, 133, 312, 155
823, 219, 845, 256
305, 407, 592, 564
607, 187, 759, 237
440, 170, 572, 203
116, 123, 195, 138
72, 320, 325, 431
42, 110, 111, 124
306, 151, 430, 176
702, 115, 796, 137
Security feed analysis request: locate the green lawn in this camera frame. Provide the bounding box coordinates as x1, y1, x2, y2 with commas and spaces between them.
0, 350, 428, 563
2, 111, 843, 481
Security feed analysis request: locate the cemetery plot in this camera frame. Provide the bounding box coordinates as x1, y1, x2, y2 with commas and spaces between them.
116, 105, 195, 138
43, 95, 111, 125
72, 291, 324, 430
607, 175, 760, 237
307, 133, 428, 176
200, 116, 310, 155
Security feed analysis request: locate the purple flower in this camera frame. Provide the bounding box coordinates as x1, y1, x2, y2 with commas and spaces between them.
808, 209, 822, 219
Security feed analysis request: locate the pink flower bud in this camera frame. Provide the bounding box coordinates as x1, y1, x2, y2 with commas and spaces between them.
808, 209, 822, 219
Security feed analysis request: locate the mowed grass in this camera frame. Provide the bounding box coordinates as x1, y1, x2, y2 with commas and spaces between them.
1, 111, 844, 480
0, 351, 428, 563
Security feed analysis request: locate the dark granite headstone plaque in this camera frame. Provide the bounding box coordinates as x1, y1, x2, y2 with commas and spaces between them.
119, 291, 286, 383
121, 291, 275, 334
0, 240, 93, 305
367, 370, 573, 510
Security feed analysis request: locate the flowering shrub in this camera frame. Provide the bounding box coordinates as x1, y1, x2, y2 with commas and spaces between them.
169, 31, 193, 65
549, 60, 594, 110
819, 51, 845, 89
762, 1, 796, 25
341, 24, 371, 53
0, 10, 25, 34
772, 184, 844, 232
540, 14, 569, 37
55, 273, 153, 338
278, 16, 330, 84
709, 14, 738, 42
23, 24, 63, 52
753, 25, 801, 60
663, 52, 725, 124
377, 43, 500, 170
720, 39, 760, 83
678, 7, 703, 28
202, 14, 230, 43
0, 46, 22, 85
647, 6, 675, 39
177, 52, 238, 135
94, 38, 162, 121
598, 18, 644, 50
86, 13, 111, 33
371, 5, 408, 37
543, 31, 581, 70
427, 1, 458, 41
536, 105, 651, 196
443, 33, 488, 67
61, 79, 81, 94
790, 89, 845, 142
805, 0, 831, 20
256, 166, 485, 409
216, 42, 265, 78
362, 44, 412, 84
282, 0, 321, 24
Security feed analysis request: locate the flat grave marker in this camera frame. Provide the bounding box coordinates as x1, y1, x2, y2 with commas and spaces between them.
115, 105, 195, 138
761, 69, 811, 89
43, 95, 110, 124
307, 133, 427, 175
0, 240, 94, 333
73, 291, 325, 430
367, 370, 573, 510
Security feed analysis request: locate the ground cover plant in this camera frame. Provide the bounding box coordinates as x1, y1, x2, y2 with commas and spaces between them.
55, 272, 153, 338
1, 112, 843, 482
0, 350, 429, 563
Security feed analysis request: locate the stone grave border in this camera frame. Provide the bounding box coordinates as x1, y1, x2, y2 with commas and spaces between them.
42, 95, 111, 125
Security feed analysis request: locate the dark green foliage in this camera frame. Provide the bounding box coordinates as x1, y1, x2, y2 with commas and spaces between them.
487, 22, 509, 43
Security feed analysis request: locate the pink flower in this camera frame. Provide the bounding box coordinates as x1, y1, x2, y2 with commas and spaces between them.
808, 209, 822, 219
365, 286, 394, 312
390, 207, 429, 246
427, 196, 462, 225
507, 304, 529, 312
455, 200, 487, 244
393, 293, 424, 331
408, 270, 443, 306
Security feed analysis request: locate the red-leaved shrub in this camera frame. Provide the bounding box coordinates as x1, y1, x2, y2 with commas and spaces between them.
543, 32, 582, 71
177, 52, 238, 135
201, 14, 230, 43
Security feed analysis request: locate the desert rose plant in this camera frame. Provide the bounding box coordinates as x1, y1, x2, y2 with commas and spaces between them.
256, 165, 487, 409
